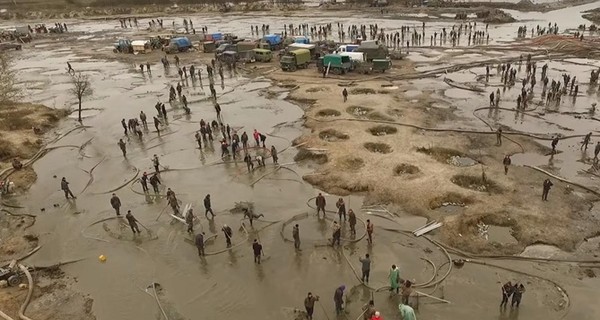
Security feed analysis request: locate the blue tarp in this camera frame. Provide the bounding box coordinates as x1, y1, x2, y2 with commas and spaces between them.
171, 37, 191, 48
263, 34, 282, 45
211, 33, 223, 41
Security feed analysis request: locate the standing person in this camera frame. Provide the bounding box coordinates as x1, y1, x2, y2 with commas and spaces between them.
152, 154, 160, 173
401, 280, 413, 305
117, 139, 127, 157
503, 155, 511, 175
342, 88, 348, 102
496, 127, 502, 146
359, 253, 371, 283
551, 136, 559, 154
511, 283, 525, 308
67, 62, 74, 73
195, 232, 205, 256
252, 239, 263, 264
253, 129, 260, 146
336, 198, 346, 221
149, 173, 161, 193
366, 219, 374, 244
185, 208, 195, 233
304, 293, 319, 320
334, 285, 345, 315
61, 177, 76, 199
542, 179, 553, 201
500, 281, 514, 307
222, 224, 233, 247
161, 103, 167, 119
292, 224, 301, 250
331, 221, 341, 246
140, 111, 147, 128
204, 194, 215, 219
260, 132, 267, 148
110, 193, 122, 216
121, 118, 128, 135
582, 132, 592, 150
398, 302, 416, 320
362, 300, 376, 320
140, 172, 149, 192
153, 116, 162, 134
316, 193, 326, 217
348, 209, 357, 235
125, 210, 141, 234
389, 264, 401, 295
241, 132, 249, 150
270, 145, 278, 164
214, 102, 221, 120
243, 153, 254, 172
595, 141, 600, 159
195, 131, 202, 149
371, 311, 382, 320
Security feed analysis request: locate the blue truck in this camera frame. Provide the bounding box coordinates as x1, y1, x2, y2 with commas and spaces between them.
165, 37, 192, 54
260, 34, 283, 50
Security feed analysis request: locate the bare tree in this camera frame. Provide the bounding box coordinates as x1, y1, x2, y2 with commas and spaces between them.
0, 53, 22, 103
69, 72, 92, 122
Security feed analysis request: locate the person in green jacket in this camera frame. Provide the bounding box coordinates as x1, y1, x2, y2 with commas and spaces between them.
398, 302, 416, 320
389, 264, 401, 295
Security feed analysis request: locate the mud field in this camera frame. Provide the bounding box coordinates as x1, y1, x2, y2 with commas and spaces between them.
2, 2, 600, 320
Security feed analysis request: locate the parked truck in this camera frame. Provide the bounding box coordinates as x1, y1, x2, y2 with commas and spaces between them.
356, 42, 389, 61
317, 54, 352, 75
280, 49, 311, 71
165, 37, 192, 54
261, 34, 283, 50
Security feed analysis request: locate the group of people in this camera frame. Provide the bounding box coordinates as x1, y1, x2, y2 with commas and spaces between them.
501, 281, 526, 308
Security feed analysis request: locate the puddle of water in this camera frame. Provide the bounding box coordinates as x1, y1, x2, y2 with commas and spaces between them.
520, 244, 565, 259
487, 226, 518, 244
448, 156, 478, 167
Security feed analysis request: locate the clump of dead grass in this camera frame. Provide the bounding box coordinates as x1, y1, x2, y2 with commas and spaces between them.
336, 156, 365, 171
350, 88, 376, 95
428, 192, 473, 209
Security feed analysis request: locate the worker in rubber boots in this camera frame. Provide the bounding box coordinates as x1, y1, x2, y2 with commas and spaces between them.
110, 193, 122, 216
222, 224, 233, 247
348, 209, 357, 235
117, 139, 127, 157
331, 221, 341, 246
342, 88, 348, 102
503, 155, 511, 175
304, 292, 319, 320
316, 193, 326, 217
334, 285, 345, 315
195, 232, 205, 256
125, 210, 141, 234
61, 177, 76, 199
204, 194, 215, 219
542, 179, 553, 201
185, 208, 195, 233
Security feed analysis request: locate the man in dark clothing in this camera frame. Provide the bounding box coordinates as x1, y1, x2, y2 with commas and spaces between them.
259, 133, 267, 148
331, 221, 341, 246
161, 104, 167, 119
293, 224, 300, 250
304, 292, 319, 320
542, 179, 553, 201
204, 194, 215, 219
241, 132, 249, 150
500, 281, 514, 307
359, 254, 371, 283
271, 145, 278, 164
140, 111, 147, 128
125, 210, 141, 234
195, 131, 202, 149
582, 132, 592, 150
342, 88, 348, 102
503, 155, 511, 175
511, 284, 525, 307
214, 103, 221, 120
117, 139, 127, 157
61, 177, 76, 199
152, 154, 160, 173
153, 116, 162, 134
222, 224, 233, 247
348, 209, 357, 235
316, 193, 326, 217
140, 172, 149, 192
244, 153, 254, 172
149, 173, 161, 193
110, 193, 121, 216
121, 118, 128, 135
551, 136, 559, 154
252, 239, 263, 264
336, 198, 346, 221
496, 127, 502, 146
195, 232, 205, 256
334, 285, 345, 315
185, 208, 195, 233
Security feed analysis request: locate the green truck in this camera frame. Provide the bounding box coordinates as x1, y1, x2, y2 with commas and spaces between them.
280, 49, 311, 71
317, 54, 352, 75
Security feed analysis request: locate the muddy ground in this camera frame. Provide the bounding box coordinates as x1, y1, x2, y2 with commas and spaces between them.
2, 2, 600, 320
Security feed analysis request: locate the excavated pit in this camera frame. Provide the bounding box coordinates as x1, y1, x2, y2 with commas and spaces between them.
315, 108, 341, 117
364, 142, 392, 154
368, 125, 398, 136
393, 163, 421, 176
451, 174, 503, 193
346, 106, 373, 117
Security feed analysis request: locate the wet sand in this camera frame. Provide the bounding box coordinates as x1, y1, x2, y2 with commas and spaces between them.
2, 2, 600, 320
